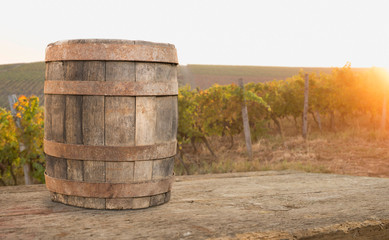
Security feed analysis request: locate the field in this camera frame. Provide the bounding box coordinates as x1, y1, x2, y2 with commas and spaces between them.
176, 126, 389, 179
184, 64, 367, 89
0, 62, 45, 108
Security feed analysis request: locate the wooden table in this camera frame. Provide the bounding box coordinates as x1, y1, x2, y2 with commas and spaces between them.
1, 171, 388, 239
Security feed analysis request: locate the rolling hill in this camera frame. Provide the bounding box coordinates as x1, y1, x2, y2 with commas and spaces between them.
0, 62, 45, 109
0, 61, 366, 109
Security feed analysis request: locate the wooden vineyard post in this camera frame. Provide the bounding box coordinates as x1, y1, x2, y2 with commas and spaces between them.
302, 73, 309, 140
238, 79, 253, 160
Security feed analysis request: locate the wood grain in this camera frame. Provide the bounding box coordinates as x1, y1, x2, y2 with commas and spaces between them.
45, 155, 67, 179
45, 61, 67, 180
134, 62, 156, 187
66, 61, 106, 208
156, 96, 175, 142
105, 61, 136, 192
46, 40, 178, 63
152, 157, 174, 180
135, 97, 156, 146
65, 96, 83, 181
43, 95, 52, 141
67, 160, 83, 181
106, 61, 135, 82
172, 97, 178, 140
50, 192, 68, 204
106, 198, 133, 210
80, 61, 106, 199
136, 62, 156, 82
132, 197, 151, 209
5, 172, 389, 238
65, 96, 82, 144
134, 161, 153, 181
104, 97, 135, 146
164, 191, 171, 202
67, 195, 86, 208
150, 193, 165, 207
156, 63, 176, 83
45, 62, 64, 80
45, 95, 65, 142
106, 162, 134, 183
133, 62, 175, 209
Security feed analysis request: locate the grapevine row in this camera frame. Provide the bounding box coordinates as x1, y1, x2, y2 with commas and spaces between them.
177, 64, 389, 151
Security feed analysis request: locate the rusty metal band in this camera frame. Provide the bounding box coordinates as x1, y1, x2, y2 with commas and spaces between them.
45, 173, 174, 198
45, 43, 178, 64
44, 139, 177, 161
44, 80, 178, 96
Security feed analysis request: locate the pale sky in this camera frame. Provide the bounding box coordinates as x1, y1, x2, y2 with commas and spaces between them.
1, 0, 388, 68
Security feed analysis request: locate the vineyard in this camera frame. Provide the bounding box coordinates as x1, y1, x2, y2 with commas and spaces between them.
0, 62, 45, 108
175, 64, 389, 175
185, 64, 367, 89
179, 63, 388, 143
0, 62, 346, 108
1, 63, 389, 185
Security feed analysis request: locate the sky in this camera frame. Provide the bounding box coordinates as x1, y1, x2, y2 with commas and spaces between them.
0, 0, 388, 68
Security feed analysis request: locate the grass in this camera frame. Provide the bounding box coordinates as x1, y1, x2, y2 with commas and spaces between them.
174, 123, 389, 178
174, 134, 332, 176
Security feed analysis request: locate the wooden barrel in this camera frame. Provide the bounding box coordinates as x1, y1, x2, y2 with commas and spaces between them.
44, 39, 178, 209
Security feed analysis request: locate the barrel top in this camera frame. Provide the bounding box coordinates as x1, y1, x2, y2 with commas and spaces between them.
45, 39, 178, 64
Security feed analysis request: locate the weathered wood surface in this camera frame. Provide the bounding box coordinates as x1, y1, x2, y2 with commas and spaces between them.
238, 78, 252, 160
1, 171, 388, 240
44, 40, 178, 209
45, 39, 178, 64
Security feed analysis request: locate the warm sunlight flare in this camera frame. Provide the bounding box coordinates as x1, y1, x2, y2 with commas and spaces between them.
376, 67, 389, 84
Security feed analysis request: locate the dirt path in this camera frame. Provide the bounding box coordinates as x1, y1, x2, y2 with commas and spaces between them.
1, 171, 388, 239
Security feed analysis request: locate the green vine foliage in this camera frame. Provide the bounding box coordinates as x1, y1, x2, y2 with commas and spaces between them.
178, 83, 270, 145
14, 95, 45, 183
0, 95, 44, 185
177, 64, 389, 146
0, 108, 21, 185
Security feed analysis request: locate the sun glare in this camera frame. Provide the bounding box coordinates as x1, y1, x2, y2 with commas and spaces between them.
379, 67, 389, 82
